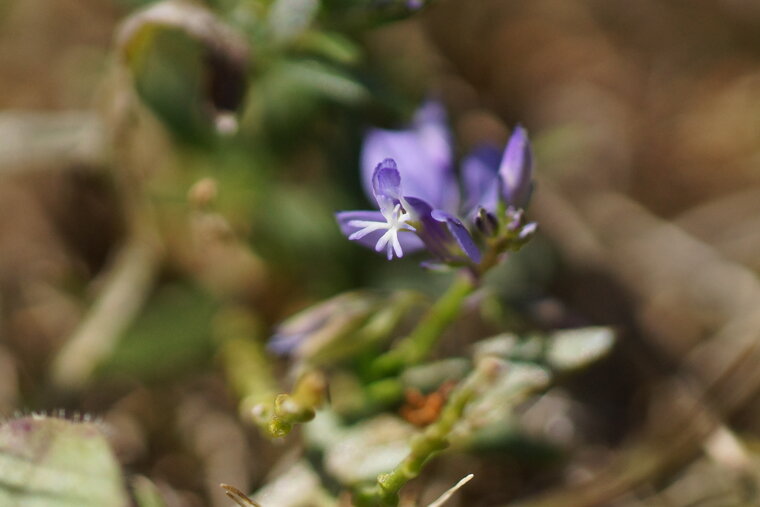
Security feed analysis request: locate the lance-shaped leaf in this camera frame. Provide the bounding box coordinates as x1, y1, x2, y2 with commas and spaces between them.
0, 416, 129, 507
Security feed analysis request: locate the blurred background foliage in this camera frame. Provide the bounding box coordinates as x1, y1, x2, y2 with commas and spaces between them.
3, 0, 760, 506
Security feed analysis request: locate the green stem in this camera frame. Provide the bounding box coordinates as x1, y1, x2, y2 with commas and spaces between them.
368, 274, 476, 379
355, 358, 502, 506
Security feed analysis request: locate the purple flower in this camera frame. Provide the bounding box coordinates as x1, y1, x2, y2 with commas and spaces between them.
337, 101, 535, 267
337, 159, 479, 264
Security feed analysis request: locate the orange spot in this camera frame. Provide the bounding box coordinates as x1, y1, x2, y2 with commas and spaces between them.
399, 381, 456, 427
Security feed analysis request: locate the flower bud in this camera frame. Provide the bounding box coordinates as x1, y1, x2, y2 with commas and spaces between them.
498, 126, 533, 209
268, 291, 420, 366
474, 207, 499, 237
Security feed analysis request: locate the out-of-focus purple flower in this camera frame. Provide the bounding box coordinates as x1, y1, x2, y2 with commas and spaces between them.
337, 101, 535, 268
269, 292, 379, 357
268, 290, 421, 359
361, 101, 458, 214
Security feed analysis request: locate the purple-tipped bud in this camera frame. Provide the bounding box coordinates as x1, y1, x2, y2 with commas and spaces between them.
499, 125, 533, 209
505, 207, 524, 232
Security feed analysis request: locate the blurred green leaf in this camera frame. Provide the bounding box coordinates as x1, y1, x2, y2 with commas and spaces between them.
96, 283, 218, 382
299, 31, 361, 65
546, 326, 616, 371
473, 326, 616, 373
112, 0, 162, 9
251, 59, 367, 126
129, 29, 213, 142
117, 1, 249, 141
318, 414, 415, 484
268, 0, 319, 43
0, 416, 129, 507
456, 362, 551, 449
283, 59, 368, 103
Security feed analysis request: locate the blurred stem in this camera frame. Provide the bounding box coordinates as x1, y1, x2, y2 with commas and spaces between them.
216, 308, 278, 411
49, 95, 167, 390
354, 358, 502, 507
217, 308, 326, 438
475, 235, 511, 277
475, 230, 530, 279
369, 274, 475, 378
50, 227, 162, 390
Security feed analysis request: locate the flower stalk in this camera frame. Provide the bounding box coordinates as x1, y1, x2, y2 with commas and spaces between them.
368, 274, 476, 379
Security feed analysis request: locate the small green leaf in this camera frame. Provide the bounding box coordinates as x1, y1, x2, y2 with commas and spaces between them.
280, 59, 368, 104
473, 327, 616, 372
276, 60, 369, 104
462, 363, 551, 432
0, 416, 129, 507
547, 326, 615, 371
316, 414, 415, 484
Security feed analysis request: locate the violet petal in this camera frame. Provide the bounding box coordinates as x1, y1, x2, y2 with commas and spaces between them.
461, 145, 502, 215
361, 101, 458, 212
431, 209, 482, 264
